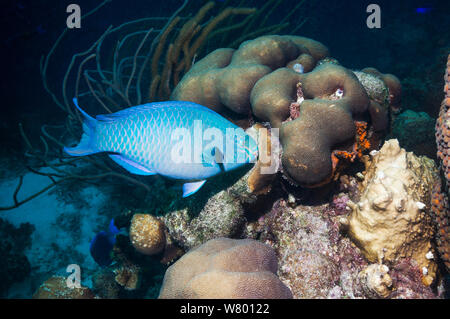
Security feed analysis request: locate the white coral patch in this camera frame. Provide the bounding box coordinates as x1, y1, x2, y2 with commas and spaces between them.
416, 202, 426, 210
376, 171, 385, 179
422, 267, 428, 275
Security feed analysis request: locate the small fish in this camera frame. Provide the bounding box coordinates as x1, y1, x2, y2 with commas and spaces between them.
64, 99, 258, 197
90, 219, 120, 267
415, 7, 433, 14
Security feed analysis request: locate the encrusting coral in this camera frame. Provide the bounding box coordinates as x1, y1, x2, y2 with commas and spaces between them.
158, 237, 292, 299
388, 258, 437, 299
341, 139, 438, 285
33, 276, 96, 299
164, 187, 246, 250
113, 262, 141, 291
172, 35, 401, 188
360, 67, 402, 115
255, 199, 369, 299
432, 54, 450, 271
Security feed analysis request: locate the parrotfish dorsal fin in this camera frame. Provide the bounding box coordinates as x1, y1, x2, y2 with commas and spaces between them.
95, 104, 157, 122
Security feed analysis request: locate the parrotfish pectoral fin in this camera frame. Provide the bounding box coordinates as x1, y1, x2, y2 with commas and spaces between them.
182, 180, 207, 198
202, 146, 224, 168
64, 98, 99, 156
108, 154, 156, 176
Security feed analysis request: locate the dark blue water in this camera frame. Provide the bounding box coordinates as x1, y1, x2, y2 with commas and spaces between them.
0, 0, 448, 299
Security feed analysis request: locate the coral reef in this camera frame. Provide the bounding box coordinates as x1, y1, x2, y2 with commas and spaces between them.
162, 135, 284, 252
438, 53, 450, 184
172, 35, 401, 188
158, 237, 292, 299
172, 35, 329, 116
8, 0, 312, 213
164, 189, 246, 250
91, 226, 169, 299
92, 270, 121, 299
341, 139, 438, 284
256, 199, 368, 298
129, 214, 166, 255
389, 259, 437, 299
113, 262, 141, 291
432, 180, 449, 272
0, 218, 34, 297
433, 53, 450, 272
360, 67, 402, 115
33, 276, 96, 299
239, 124, 279, 197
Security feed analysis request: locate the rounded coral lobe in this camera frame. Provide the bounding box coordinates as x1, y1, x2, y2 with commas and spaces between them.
158, 237, 292, 299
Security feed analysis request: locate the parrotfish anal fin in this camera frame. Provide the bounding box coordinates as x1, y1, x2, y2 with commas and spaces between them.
182, 180, 207, 198
108, 154, 156, 176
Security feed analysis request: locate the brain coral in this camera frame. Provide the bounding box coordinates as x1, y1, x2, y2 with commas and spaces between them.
172, 35, 401, 187
342, 139, 438, 284
158, 237, 292, 299
433, 53, 450, 271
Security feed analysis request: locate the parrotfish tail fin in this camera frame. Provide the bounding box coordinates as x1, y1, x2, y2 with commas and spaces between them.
64, 98, 99, 156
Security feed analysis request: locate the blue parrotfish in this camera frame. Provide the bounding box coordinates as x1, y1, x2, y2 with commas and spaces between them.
90, 219, 120, 267
64, 98, 258, 197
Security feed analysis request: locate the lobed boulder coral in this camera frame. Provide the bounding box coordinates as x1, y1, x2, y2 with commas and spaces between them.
158, 237, 292, 299
172, 35, 401, 188
341, 139, 438, 284
172, 35, 330, 116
